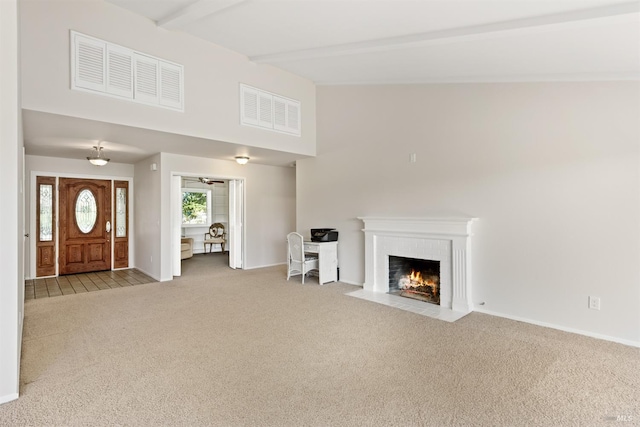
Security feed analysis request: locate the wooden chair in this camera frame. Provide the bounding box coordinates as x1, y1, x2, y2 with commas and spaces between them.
204, 223, 226, 253
287, 232, 318, 284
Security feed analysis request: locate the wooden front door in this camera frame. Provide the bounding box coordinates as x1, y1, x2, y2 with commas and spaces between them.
59, 178, 112, 275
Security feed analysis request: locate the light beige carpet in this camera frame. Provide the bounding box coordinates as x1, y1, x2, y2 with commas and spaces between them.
1, 254, 639, 426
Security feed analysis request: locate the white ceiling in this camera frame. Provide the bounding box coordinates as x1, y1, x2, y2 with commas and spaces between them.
23, 110, 304, 167
23, 0, 640, 166
107, 0, 640, 84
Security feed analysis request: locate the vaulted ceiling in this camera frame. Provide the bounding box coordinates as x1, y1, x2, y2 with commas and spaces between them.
106, 0, 640, 84
22, 1, 640, 166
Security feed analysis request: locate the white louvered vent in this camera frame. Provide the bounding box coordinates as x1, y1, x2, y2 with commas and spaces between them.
287, 102, 300, 133
160, 62, 183, 109
106, 45, 133, 98
74, 35, 106, 92
258, 93, 273, 128
273, 97, 287, 130
241, 85, 259, 126
134, 54, 159, 104
71, 31, 183, 112
240, 84, 301, 137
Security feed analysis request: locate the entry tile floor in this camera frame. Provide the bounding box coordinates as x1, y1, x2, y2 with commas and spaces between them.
25, 269, 157, 300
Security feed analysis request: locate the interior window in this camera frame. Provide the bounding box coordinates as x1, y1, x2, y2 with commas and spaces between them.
182, 189, 211, 225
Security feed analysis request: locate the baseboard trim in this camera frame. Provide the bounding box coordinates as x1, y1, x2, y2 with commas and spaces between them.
474, 307, 640, 348
0, 393, 18, 405
245, 262, 286, 270
339, 279, 363, 287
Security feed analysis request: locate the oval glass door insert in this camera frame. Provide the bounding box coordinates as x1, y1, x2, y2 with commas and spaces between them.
75, 189, 97, 233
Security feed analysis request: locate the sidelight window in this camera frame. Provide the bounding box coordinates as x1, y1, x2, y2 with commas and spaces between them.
115, 187, 127, 237
39, 184, 53, 241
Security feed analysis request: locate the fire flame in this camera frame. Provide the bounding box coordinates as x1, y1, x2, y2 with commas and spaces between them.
399, 269, 438, 293
410, 269, 422, 283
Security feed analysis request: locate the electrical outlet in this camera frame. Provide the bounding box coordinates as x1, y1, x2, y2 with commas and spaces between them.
588, 296, 601, 310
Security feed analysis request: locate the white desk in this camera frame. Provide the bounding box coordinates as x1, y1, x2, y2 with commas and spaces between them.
303, 241, 338, 285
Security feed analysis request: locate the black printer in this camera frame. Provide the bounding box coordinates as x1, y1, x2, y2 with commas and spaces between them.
311, 228, 339, 242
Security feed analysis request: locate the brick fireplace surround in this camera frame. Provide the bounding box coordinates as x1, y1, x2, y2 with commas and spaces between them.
349, 216, 477, 322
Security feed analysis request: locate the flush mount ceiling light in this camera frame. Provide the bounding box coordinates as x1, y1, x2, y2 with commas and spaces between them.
235, 156, 249, 165
87, 142, 110, 166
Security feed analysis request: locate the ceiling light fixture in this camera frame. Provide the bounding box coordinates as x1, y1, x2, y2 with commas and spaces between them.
199, 177, 224, 185
235, 156, 249, 165
87, 142, 110, 166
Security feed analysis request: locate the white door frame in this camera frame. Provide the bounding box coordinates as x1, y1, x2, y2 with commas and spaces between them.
228, 179, 244, 269
171, 175, 182, 276
171, 172, 246, 277
28, 170, 134, 280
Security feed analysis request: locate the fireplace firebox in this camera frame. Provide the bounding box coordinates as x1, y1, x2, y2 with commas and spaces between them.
388, 256, 440, 305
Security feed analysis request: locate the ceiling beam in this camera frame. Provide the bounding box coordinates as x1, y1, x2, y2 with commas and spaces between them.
250, 2, 640, 64
157, 0, 247, 30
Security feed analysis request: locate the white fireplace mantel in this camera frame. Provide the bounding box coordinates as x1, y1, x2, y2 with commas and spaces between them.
358, 216, 477, 314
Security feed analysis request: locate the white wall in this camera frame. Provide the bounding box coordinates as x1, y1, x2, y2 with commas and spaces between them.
157, 153, 296, 281
0, 0, 22, 404
20, 0, 316, 157
134, 154, 162, 280
298, 82, 640, 344
24, 155, 135, 279
26, 155, 134, 178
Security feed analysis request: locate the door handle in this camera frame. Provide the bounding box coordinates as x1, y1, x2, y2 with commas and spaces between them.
106, 221, 111, 233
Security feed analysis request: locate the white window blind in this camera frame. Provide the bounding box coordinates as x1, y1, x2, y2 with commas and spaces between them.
71, 31, 183, 111
239, 84, 301, 136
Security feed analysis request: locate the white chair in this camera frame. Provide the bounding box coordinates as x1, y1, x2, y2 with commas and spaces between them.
287, 232, 319, 284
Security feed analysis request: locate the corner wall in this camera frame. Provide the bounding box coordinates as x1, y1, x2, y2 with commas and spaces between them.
0, 0, 22, 404
298, 82, 640, 344
134, 154, 162, 280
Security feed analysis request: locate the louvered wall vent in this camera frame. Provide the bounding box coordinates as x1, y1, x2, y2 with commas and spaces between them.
240, 84, 300, 137
71, 31, 184, 112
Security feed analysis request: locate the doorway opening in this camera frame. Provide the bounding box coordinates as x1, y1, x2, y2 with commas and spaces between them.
171, 174, 245, 277
32, 175, 132, 279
